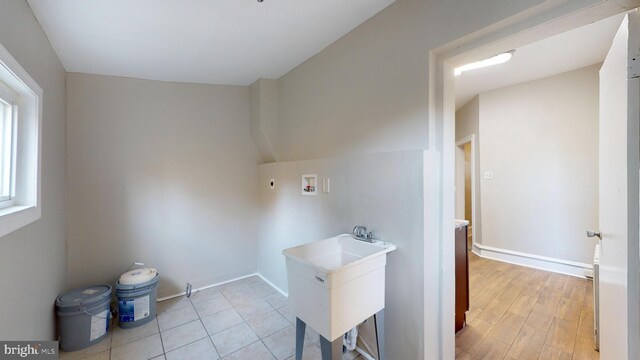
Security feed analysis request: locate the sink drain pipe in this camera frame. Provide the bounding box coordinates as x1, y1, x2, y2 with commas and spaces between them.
355, 346, 375, 360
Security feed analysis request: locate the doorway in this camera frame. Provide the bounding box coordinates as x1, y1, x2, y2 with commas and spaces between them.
431, 4, 640, 359
455, 136, 475, 251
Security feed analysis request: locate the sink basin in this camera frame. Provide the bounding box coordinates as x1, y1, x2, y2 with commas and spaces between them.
283, 234, 396, 341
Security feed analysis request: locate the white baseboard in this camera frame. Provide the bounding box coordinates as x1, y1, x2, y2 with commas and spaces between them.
257, 273, 288, 297
157, 272, 288, 302
472, 242, 592, 278
157, 273, 258, 302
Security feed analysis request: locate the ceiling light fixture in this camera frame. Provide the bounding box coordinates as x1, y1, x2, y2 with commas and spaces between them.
454, 50, 515, 76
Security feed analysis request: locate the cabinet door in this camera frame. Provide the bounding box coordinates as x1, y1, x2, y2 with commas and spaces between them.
455, 225, 469, 333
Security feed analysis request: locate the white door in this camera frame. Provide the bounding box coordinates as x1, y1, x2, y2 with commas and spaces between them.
598, 12, 640, 360
455, 145, 465, 219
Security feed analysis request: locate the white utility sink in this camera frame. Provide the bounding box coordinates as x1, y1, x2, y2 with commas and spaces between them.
283, 234, 396, 341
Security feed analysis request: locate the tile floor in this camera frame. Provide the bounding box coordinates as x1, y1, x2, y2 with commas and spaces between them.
60, 276, 364, 360
456, 252, 599, 360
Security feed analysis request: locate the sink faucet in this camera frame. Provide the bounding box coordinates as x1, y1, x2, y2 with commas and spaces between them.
352, 225, 375, 242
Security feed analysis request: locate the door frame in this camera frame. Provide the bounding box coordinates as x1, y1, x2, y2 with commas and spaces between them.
428, 1, 640, 358
455, 135, 476, 250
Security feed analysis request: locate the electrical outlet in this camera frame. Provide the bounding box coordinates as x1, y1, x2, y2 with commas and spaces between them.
322, 178, 330, 193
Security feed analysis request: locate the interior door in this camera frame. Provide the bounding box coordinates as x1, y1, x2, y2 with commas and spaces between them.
598, 12, 640, 360
455, 145, 465, 219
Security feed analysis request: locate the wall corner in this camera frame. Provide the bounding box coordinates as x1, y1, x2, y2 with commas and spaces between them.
250, 78, 279, 163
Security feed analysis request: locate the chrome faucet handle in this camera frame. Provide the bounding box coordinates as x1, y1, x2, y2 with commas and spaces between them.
353, 225, 367, 237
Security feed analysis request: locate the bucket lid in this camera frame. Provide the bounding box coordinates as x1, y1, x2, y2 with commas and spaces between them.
56, 285, 112, 309
119, 268, 157, 285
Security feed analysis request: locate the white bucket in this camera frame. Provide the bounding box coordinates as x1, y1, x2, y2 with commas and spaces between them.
115, 263, 159, 329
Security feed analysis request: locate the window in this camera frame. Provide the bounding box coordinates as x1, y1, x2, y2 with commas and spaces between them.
0, 83, 16, 208
0, 41, 42, 238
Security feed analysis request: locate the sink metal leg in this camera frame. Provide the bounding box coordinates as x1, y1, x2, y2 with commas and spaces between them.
320, 335, 342, 360
374, 309, 385, 360
295, 318, 306, 360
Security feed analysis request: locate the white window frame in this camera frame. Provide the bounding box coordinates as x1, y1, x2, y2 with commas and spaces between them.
0, 41, 42, 238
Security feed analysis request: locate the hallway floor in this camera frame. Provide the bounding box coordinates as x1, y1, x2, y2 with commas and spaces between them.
59, 276, 363, 360
455, 253, 598, 360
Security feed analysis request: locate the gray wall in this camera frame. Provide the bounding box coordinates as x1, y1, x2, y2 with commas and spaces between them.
66, 73, 261, 297
455, 96, 482, 245
478, 65, 599, 264
0, 0, 67, 340
257, 150, 431, 359
273, 0, 545, 161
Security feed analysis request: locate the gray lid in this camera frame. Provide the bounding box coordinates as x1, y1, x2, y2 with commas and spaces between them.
56, 285, 112, 309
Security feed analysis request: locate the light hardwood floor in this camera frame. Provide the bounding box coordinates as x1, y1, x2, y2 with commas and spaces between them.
455, 253, 598, 360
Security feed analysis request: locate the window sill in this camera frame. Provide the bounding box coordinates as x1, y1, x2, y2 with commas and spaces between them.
0, 204, 40, 238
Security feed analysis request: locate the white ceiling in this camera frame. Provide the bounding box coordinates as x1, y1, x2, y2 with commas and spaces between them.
455, 13, 625, 110
27, 0, 394, 86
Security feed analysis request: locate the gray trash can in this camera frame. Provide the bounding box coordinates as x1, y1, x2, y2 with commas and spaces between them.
116, 264, 159, 329
55, 285, 112, 352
